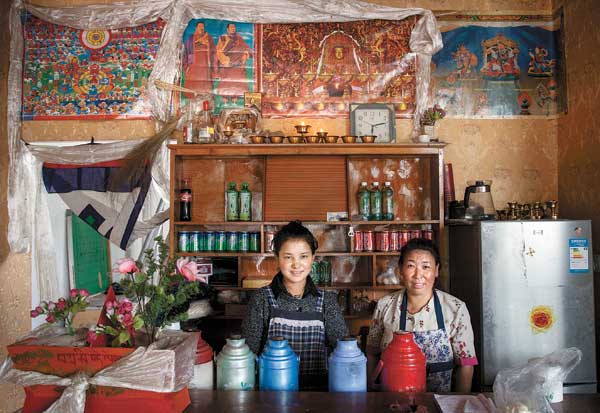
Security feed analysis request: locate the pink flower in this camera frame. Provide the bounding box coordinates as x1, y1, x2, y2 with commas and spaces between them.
176, 257, 198, 282
87, 329, 98, 343
35, 306, 43, 313
46, 314, 56, 323
56, 300, 66, 310
70, 289, 79, 298
79, 289, 90, 297
119, 299, 133, 313
47, 301, 56, 310
30, 310, 39, 318
106, 300, 115, 310
117, 258, 139, 274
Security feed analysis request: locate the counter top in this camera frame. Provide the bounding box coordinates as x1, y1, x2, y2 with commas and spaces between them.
186, 390, 600, 412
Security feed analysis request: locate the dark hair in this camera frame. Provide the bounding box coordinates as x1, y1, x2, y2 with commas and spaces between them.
399, 237, 440, 267
272, 220, 318, 256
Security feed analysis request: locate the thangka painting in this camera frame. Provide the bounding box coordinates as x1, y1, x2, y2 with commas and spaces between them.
182, 19, 256, 114
260, 19, 417, 118
431, 11, 567, 117
22, 12, 165, 120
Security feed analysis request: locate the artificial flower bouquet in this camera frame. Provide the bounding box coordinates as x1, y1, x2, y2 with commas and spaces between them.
420, 104, 446, 126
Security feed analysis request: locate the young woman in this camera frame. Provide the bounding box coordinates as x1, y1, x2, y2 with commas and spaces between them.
241, 220, 348, 390
366, 238, 478, 392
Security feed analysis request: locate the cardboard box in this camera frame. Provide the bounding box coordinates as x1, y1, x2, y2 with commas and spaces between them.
242, 278, 271, 289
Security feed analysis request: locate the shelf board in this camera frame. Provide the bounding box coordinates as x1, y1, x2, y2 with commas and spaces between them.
174, 221, 262, 226
179, 252, 263, 257
174, 220, 441, 226
179, 252, 401, 257
210, 284, 397, 290
205, 313, 372, 320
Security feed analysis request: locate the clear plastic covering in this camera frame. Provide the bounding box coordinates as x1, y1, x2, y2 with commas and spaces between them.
7, 0, 441, 299
0, 325, 198, 413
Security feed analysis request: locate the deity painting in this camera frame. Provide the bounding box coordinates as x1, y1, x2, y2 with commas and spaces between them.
431, 12, 566, 117
182, 19, 255, 113
261, 18, 417, 118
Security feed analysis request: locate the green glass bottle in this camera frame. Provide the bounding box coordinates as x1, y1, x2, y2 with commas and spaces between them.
382, 181, 395, 221
370, 182, 382, 221
239, 182, 252, 221
357, 181, 370, 221
226, 182, 239, 221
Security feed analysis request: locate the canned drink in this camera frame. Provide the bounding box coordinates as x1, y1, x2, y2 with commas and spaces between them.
311, 262, 321, 284
410, 229, 422, 240
238, 231, 249, 252
375, 231, 390, 252
390, 231, 399, 251
226, 231, 238, 252
178, 231, 190, 252
399, 230, 410, 249
265, 231, 275, 252
249, 232, 260, 252
353, 230, 363, 252
363, 231, 374, 252
320, 260, 332, 285
205, 231, 215, 252
422, 229, 434, 240
190, 231, 201, 252
215, 231, 226, 252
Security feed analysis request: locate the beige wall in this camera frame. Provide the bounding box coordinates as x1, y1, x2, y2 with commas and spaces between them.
1, 0, 573, 410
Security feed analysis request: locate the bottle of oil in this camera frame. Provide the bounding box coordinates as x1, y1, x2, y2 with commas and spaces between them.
382, 181, 395, 221
226, 182, 239, 221
370, 182, 382, 221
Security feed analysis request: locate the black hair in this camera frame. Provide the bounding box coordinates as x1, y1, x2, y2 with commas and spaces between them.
398, 237, 440, 267
272, 220, 318, 256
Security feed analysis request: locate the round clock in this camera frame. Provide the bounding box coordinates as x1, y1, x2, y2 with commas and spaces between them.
350, 103, 396, 142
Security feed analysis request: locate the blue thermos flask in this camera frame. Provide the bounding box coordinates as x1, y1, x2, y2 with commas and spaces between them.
258, 336, 300, 391
328, 336, 367, 392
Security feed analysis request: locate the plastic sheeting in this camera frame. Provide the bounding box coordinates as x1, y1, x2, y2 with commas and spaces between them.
7, 0, 441, 299
0, 326, 198, 413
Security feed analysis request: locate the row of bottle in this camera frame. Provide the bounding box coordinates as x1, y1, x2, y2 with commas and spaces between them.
357, 181, 394, 221
190, 331, 427, 393
226, 182, 253, 221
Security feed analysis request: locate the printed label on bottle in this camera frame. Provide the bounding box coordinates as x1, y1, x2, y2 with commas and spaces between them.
181, 193, 192, 202
239, 193, 251, 220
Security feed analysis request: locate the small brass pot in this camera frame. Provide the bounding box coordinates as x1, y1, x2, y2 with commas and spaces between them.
342, 135, 358, 143
323, 135, 339, 144
361, 135, 376, 143
287, 135, 304, 144
250, 135, 265, 144
305, 135, 320, 144
269, 135, 284, 144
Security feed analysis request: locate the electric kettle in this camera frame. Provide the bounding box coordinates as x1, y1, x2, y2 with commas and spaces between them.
464, 180, 496, 220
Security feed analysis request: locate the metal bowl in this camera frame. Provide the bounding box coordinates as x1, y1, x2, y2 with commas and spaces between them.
287, 136, 304, 144
342, 135, 358, 143
250, 135, 265, 144
361, 135, 376, 143
323, 135, 339, 144
305, 135, 320, 144
269, 135, 284, 144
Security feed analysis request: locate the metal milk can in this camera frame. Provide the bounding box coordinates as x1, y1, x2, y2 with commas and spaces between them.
370, 331, 426, 393
258, 336, 299, 391
328, 336, 367, 392
216, 334, 255, 390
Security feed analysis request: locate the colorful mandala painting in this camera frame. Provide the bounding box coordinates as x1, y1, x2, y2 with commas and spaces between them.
21, 13, 165, 120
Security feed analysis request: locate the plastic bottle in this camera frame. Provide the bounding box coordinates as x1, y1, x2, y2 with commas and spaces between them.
369, 182, 382, 221
226, 182, 239, 221
239, 182, 252, 221
196, 100, 215, 143
382, 181, 395, 221
357, 181, 370, 220
180, 178, 192, 221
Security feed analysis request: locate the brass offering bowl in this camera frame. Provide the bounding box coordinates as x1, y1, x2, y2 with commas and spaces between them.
287, 135, 304, 144
305, 135, 320, 144
294, 124, 310, 134
316, 131, 328, 140
250, 135, 265, 144
323, 135, 339, 144
342, 135, 358, 143
269, 135, 284, 144
360, 135, 376, 143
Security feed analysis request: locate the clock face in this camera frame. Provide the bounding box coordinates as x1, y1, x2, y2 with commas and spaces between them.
350, 104, 395, 142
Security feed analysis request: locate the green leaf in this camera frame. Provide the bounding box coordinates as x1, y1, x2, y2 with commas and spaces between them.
104, 326, 119, 336
118, 331, 130, 345
134, 273, 147, 284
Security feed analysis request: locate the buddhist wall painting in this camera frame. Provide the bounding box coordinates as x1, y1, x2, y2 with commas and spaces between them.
22, 13, 165, 120
431, 12, 567, 118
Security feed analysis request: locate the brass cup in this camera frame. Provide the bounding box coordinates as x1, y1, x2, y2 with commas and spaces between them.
305, 135, 320, 144
360, 135, 376, 143
316, 131, 328, 139
342, 135, 358, 143
324, 135, 339, 144
294, 124, 310, 134
222, 129, 234, 138
287, 135, 304, 144
269, 135, 284, 144
250, 135, 265, 144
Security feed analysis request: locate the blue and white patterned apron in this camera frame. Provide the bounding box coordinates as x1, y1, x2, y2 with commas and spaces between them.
399, 290, 454, 392
266, 286, 328, 390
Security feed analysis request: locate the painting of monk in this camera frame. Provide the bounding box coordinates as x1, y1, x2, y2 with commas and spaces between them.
183, 21, 216, 94
215, 23, 253, 105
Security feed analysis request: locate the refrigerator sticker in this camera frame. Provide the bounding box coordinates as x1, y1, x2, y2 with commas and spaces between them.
569, 238, 589, 273
529, 305, 554, 334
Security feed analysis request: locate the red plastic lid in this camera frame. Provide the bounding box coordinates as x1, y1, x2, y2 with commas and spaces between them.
203, 100, 210, 111
196, 331, 213, 364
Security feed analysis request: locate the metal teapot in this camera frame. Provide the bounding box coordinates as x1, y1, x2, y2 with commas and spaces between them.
464, 180, 496, 220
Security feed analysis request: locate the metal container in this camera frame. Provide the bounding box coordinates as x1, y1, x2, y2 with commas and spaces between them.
265, 231, 275, 252
205, 231, 215, 252
178, 231, 190, 253
353, 230, 363, 252
249, 232, 260, 252
215, 230, 227, 252
328, 337, 367, 392
320, 260, 332, 285
258, 336, 299, 391
190, 231, 202, 252
238, 231, 249, 252
375, 231, 390, 252
390, 231, 399, 251
363, 231, 374, 252
216, 335, 255, 390
226, 231, 238, 252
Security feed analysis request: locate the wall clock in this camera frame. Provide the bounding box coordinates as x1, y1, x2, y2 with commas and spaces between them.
349, 103, 396, 143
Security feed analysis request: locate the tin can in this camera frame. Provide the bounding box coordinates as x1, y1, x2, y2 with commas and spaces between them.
215, 231, 226, 252
265, 231, 275, 252
375, 231, 390, 252
238, 231, 249, 252
320, 260, 332, 285
226, 231, 238, 252
399, 230, 410, 249
410, 229, 422, 240
249, 232, 260, 252
390, 231, 399, 251
311, 262, 321, 284
178, 231, 190, 252
353, 230, 363, 252
205, 231, 215, 252
363, 231, 374, 252
190, 231, 202, 252
422, 229, 434, 240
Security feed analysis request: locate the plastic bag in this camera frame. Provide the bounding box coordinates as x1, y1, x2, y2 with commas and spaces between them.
493, 347, 582, 413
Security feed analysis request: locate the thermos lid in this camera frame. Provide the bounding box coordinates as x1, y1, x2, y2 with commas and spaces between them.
271, 336, 285, 341
341, 336, 357, 341
195, 331, 213, 364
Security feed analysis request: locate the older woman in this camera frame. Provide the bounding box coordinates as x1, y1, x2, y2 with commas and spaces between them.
366, 238, 478, 392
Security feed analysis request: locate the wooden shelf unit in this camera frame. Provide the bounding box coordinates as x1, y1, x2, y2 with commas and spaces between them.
169, 143, 445, 319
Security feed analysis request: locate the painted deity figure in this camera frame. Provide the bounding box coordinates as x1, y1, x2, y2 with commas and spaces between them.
528, 47, 555, 76
184, 21, 216, 94
314, 30, 363, 97
452, 44, 478, 78
215, 23, 253, 104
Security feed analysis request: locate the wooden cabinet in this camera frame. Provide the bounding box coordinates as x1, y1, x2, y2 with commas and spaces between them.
168, 143, 445, 326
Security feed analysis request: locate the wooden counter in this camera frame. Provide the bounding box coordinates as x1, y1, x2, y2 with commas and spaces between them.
186, 390, 600, 412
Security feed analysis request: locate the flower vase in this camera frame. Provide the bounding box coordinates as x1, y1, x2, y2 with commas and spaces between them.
422, 123, 435, 140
